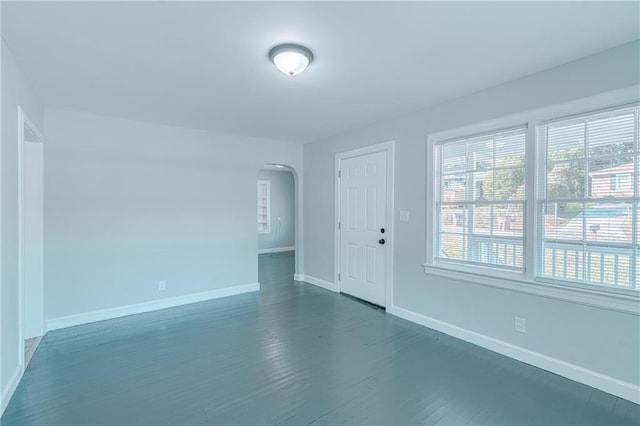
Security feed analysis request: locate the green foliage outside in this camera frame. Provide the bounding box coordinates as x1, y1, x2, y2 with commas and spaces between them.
547, 148, 584, 201
481, 156, 525, 201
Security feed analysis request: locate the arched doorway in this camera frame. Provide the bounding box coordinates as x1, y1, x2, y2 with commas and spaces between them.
257, 164, 297, 286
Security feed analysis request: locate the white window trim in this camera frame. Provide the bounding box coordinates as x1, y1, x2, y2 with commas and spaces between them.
432, 124, 529, 275
535, 103, 639, 290
425, 85, 640, 314
257, 180, 271, 234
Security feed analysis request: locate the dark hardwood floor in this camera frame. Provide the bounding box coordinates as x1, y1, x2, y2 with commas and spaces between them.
2, 252, 638, 425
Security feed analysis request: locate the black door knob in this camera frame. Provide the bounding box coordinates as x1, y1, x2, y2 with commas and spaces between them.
379, 239, 386, 245
380, 228, 385, 233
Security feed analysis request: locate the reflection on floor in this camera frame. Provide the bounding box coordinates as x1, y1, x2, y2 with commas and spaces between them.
2, 251, 638, 424
24, 336, 43, 368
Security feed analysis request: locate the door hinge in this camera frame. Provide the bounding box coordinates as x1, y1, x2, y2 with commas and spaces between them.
338, 273, 341, 281
338, 170, 341, 178
338, 222, 341, 230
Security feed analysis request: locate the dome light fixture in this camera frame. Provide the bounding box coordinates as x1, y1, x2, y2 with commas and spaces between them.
269, 43, 314, 76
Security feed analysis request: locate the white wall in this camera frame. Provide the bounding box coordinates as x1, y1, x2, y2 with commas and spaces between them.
258, 169, 295, 251
1, 40, 44, 408
303, 41, 640, 395
43, 109, 302, 322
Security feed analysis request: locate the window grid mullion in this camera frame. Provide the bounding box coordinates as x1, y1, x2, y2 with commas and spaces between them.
631, 110, 639, 288
581, 121, 589, 284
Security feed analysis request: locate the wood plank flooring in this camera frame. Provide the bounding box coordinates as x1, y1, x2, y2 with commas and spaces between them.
2, 252, 639, 425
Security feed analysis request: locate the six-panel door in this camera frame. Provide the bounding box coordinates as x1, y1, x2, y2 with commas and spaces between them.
339, 150, 387, 307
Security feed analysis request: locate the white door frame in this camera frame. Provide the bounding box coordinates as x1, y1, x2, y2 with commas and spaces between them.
334, 140, 395, 308
17, 106, 45, 371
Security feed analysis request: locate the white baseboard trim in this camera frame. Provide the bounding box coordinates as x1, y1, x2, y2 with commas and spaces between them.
297, 274, 338, 292
46, 283, 261, 332
258, 246, 295, 254
388, 305, 640, 404
1, 364, 23, 416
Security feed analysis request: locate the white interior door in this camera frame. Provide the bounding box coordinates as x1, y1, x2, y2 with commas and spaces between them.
338, 150, 387, 306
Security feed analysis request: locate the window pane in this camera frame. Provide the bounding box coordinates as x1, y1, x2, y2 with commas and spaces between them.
471, 205, 492, 236
437, 127, 526, 272
542, 202, 584, 241
439, 232, 465, 261
440, 204, 467, 232
588, 156, 635, 198
538, 105, 639, 290
582, 202, 633, 244
494, 203, 524, 236
547, 122, 585, 159
546, 159, 586, 200
588, 112, 635, 153
468, 172, 489, 201
442, 172, 467, 202
484, 167, 525, 201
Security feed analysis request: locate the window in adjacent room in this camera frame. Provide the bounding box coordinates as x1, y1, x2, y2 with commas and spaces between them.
257, 180, 271, 233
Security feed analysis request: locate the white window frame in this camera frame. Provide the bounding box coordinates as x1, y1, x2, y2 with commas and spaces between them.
425, 86, 640, 314
536, 103, 639, 291
257, 180, 271, 234
432, 124, 528, 276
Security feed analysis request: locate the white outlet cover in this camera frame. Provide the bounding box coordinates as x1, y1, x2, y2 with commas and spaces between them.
399, 211, 410, 222
159, 280, 166, 291
514, 316, 526, 333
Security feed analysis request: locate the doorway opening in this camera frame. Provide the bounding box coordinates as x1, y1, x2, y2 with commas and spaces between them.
257, 164, 297, 285
18, 107, 45, 370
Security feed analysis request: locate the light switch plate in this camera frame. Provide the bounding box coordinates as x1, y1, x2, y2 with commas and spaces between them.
399, 211, 410, 222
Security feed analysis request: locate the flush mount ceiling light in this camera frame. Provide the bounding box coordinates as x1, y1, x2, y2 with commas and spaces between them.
269, 44, 314, 76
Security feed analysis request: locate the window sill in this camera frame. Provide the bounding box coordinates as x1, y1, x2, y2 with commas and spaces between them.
423, 263, 640, 315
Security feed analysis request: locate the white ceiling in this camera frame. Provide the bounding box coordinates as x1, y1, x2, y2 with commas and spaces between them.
2, 1, 638, 144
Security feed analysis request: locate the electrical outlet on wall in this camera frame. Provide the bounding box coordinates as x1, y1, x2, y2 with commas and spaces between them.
514, 316, 527, 333
158, 280, 166, 291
